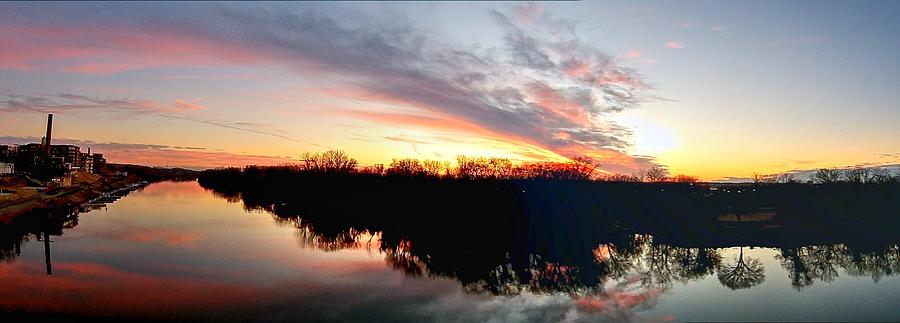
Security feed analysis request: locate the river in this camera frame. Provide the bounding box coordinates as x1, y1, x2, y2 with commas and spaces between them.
1, 181, 898, 322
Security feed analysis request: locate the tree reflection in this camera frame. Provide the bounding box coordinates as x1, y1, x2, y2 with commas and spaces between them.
777, 244, 900, 288
717, 247, 765, 290
776, 245, 844, 289
199, 173, 900, 295
844, 245, 900, 283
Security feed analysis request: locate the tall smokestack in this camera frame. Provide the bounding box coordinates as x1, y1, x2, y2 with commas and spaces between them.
45, 114, 53, 156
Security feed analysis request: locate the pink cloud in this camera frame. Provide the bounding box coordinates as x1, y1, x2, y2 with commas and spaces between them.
82, 225, 203, 249
171, 99, 206, 111
0, 261, 265, 318
528, 83, 593, 126
664, 41, 685, 49
102, 149, 297, 169
623, 49, 642, 59
0, 91, 206, 114
516, 3, 544, 24
0, 25, 268, 74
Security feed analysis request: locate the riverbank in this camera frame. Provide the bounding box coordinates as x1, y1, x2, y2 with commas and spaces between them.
0, 164, 198, 223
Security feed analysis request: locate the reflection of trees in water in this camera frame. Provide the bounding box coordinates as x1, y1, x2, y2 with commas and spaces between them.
594, 235, 721, 288
844, 244, 900, 283
717, 247, 765, 290
0, 208, 79, 265
207, 190, 243, 204
384, 240, 425, 277
272, 214, 381, 252
777, 246, 842, 289
269, 210, 900, 294
0, 232, 27, 263
201, 175, 900, 295
778, 244, 900, 289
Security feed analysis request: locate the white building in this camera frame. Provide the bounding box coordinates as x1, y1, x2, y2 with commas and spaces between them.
0, 162, 13, 174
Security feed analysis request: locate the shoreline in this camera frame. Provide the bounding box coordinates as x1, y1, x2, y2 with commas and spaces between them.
0, 176, 145, 224
0, 164, 198, 224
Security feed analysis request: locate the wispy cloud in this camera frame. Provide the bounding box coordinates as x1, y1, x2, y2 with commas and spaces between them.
157, 114, 317, 146
0, 135, 295, 169
664, 41, 685, 49
0, 89, 315, 146
623, 49, 642, 58
710, 25, 728, 32
0, 90, 205, 115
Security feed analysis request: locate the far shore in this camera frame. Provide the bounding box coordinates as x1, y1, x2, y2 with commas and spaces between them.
0, 164, 198, 224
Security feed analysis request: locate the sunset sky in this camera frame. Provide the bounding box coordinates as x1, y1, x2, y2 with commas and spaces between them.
1, 1, 899, 180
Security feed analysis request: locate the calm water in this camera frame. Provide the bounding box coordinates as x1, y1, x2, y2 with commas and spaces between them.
1, 181, 899, 322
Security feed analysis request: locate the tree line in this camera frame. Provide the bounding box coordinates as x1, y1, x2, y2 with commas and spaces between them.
753, 167, 900, 184
288, 150, 699, 183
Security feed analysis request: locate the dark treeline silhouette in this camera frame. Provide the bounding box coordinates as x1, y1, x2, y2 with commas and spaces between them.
197, 150, 900, 295
754, 166, 900, 184
289, 150, 699, 182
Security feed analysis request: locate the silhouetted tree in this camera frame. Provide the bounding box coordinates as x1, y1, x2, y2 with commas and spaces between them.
870, 168, 892, 183
844, 167, 870, 183
752, 173, 776, 184
456, 156, 492, 179
422, 160, 446, 177
776, 173, 796, 183
359, 164, 385, 176
569, 156, 601, 180
811, 168, 842, 184
669, 175, 699, 183
487, 158, 515, 179
300, 150, 358, 173
387, 158, 425, 177
642, 166, 668, 182
601, 174, 641, 182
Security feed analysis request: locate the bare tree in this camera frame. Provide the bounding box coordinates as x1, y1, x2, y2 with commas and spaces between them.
387, 158, 425, 176
569, 156, 601, 180
300, 150, 358, 173
602, 173, 641, 182
456, 156, 492, 179
359, 164, 385, 176
422, 160, 445, 177
752, 173, 776, 184
776, 173, 796, 183
811, 168, 842, 184
669, 174, 699, 183
844, 167, 870, 183
643, 166, 668, 182
871, 168, 892, 183
487, 158, 514, 179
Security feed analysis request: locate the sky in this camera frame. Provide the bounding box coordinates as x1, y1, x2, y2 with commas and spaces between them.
1, 1, 899, 180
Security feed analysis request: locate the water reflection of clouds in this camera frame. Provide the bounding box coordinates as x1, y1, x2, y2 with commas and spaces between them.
3, 181, 900, 321
0, 261, 265, 320
76, 225, 202, 249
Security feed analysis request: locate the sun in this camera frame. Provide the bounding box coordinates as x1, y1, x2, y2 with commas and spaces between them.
613, 115, 678, 156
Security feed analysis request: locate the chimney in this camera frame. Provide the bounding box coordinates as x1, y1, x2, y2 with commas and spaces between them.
45, 114, 53, 156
